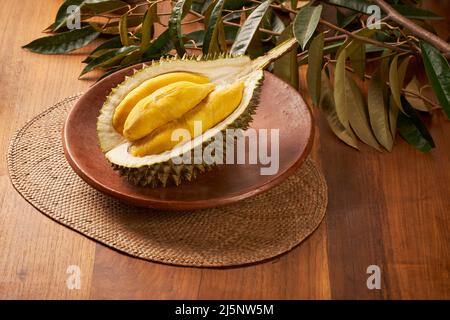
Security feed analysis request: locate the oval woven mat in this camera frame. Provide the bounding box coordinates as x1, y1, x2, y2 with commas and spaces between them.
7, 95, 327, 267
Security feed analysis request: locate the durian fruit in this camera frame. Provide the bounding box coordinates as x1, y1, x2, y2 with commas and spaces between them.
97, 38, 297, 187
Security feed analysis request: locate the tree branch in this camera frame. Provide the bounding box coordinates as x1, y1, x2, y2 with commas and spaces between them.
371, 0, 450, 55
319, 19, 408, 53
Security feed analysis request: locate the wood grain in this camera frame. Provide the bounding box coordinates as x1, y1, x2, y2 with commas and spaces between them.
0, 0, 449, 299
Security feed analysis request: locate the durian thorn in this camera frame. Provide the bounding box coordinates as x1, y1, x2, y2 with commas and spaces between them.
251, 37, 298, 71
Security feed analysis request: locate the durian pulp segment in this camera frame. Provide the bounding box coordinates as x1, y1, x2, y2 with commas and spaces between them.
130, 82, 245, 157
112, 72, 210, 134
123, 81, 215, 141
105, 69, 263, 168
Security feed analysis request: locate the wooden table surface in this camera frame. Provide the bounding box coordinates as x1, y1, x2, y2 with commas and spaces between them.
0, 0, 449, 299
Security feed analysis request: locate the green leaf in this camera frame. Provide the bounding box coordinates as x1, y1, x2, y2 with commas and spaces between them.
203, 0, 225, 54
388, 95, 399, 139
80, 45, 138, 76
348, 40, 365, 79
320, 71, 358, 149
398, 96, 435, 152
298, 41, 344, 65
274, 24, 299, 89
53, 0, 84, 31
169, 0, 192, 56
368, 66, 393, 151
389, 54, 411, 113
291, 0, 298, 11
420, 40, 450, 119
140, 5, 157, 51
334, 49, 350, 130
271, 12, 285, 35
405, 77, 429, 112
230, 0, 272, 55
306, 32, 324, 106
347, 72, 381, 151
336, 28, 376, 58
53, 0, 129, 31
292, 4, 323, 50
119, 13, 129, 46
142, 29, 172, 59
89, 35, 122, 55
23, 26, 100, 54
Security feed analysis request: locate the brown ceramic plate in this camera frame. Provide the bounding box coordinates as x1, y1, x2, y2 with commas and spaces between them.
63, 65, 314, 210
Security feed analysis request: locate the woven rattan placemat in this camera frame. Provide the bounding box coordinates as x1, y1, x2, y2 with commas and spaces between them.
7, 95, 327, 267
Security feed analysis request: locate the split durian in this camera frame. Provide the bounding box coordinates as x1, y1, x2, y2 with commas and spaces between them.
97, 38, 297, 187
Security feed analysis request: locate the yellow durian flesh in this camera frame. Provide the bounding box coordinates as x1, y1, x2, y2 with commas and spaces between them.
123, 81, 216, 141
112, 72, 210, 134
130, 82, 245, 157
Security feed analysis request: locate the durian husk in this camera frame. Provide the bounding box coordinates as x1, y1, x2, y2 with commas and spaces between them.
111, 72, 263, 187
97, 39, 297, 187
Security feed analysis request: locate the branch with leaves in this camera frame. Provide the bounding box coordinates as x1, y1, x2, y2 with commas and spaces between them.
23, 0, 450, 152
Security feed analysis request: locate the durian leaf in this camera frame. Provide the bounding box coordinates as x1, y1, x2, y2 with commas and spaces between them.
334, 48, 350, 130
83, 35, 122, 63
292, 4, 323, 50
201, 0, 215, 14
203, 0, 225, 54
89, 16, 143, 35
142, 29, 172, 59
348, 40, 365, 79
273, 24, 299, 89
53, 0, 129, 31
346, 72, 382, 151
420, 40, 450, 119
307, 32, 324, 106
405, 77, 429, 112
298, 41, 344, 65
119, 13, 129, 46
140, 5, 157, 51
398, 96, 435, 152
320, 71, 359, 149
80, 45, 138, 76
291, 0, 298, 11
169, 0, 193, 56
53, 0, 84, 31
185, 25, 238, 47
23, 26, 100, 54
217, 19, 228, 52
88, 35, 122, 55
389, 95, 399, 139
389, 54, 412, 113
230, 0, 272, 55
336, 28, 376, 58
271, 12, 286, 34
368, 66, 393, 151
